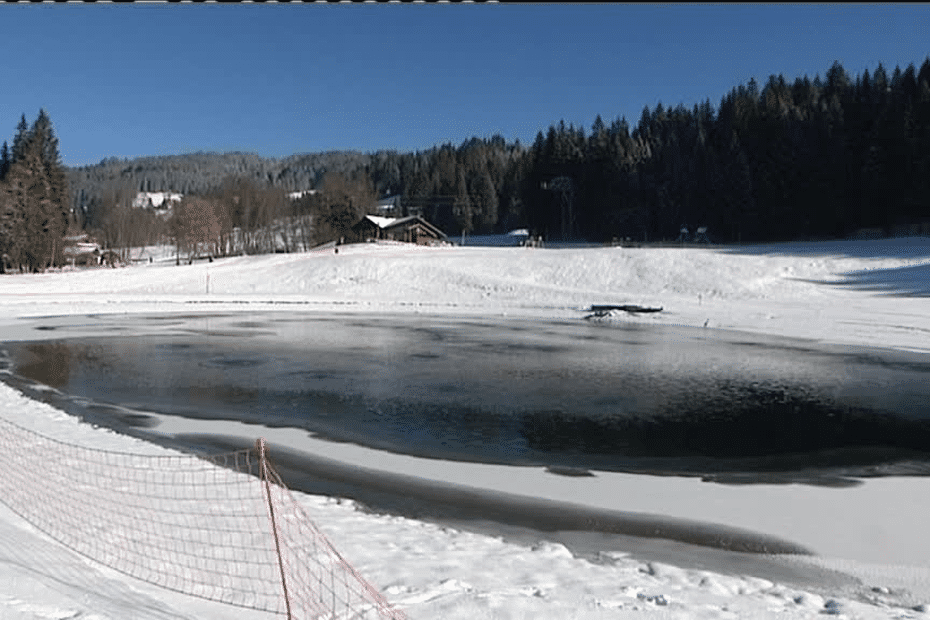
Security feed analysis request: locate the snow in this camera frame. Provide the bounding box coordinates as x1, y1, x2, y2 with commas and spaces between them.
365, 215, 399, 228
287, 190, 318, 201
133, 192, 183, 209
1, 237, 929, 619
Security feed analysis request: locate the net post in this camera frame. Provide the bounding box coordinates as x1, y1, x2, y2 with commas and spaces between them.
257, 437, 293, 620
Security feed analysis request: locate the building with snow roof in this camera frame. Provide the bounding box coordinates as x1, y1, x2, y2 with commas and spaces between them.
350, 215, 448, 245
287, 189, 318, 201
62, 234, 103, 267
132, 192, 183, 211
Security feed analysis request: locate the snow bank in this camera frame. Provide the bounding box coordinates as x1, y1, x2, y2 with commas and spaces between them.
3, 239, 928, 353
2, 381, 926, 620
1, 238, 929, 619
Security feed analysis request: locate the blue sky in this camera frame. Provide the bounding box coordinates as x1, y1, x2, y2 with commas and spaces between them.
2, 4, 928, 168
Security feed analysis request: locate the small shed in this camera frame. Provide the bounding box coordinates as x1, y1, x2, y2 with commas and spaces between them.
63, 234, 103, 266
351, 215, 448, 245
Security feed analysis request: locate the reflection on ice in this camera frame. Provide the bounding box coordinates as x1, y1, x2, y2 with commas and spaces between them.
4, 312, 930, 483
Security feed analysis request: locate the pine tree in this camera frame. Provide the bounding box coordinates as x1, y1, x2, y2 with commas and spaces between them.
452, 170, 473, 235
29, 111, 68, 265
0, 110, 70, 271
916, 57, 930, 93
0, 142, 9, 180
1, 141, 43, 272
0, 185, 24, 273
473, 170, 497, 232
10, 115, 29, 163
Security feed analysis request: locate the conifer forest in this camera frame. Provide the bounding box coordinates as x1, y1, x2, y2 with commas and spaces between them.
3, 58, 930, 271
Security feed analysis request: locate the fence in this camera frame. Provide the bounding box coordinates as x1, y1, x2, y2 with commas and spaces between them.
0, 414, 405, 620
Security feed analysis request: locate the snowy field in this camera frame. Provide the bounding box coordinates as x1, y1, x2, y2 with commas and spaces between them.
1, 238, 929, 619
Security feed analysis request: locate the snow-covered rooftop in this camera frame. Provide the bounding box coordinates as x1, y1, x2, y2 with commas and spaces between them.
132, 192, 183, 209
287, 189, 318, 200
364, 215, 398, 228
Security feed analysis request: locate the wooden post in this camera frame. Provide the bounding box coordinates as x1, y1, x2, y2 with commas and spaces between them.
256, 438, 293, 620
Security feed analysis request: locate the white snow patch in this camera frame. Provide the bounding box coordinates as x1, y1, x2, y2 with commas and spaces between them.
132, 192, 183, 209
0, 237, 929, 619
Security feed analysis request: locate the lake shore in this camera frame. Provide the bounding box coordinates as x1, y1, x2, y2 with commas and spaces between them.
1, 238, 929, 619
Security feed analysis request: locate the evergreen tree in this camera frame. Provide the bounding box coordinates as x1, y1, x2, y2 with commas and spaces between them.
33, 110, 70, 255
472, 170, 498, 232
0, 141, 9, 180
1, 135, 46, 272
10, 114, 29, 163
452, 170, 473, 235
0, 110, 70, 272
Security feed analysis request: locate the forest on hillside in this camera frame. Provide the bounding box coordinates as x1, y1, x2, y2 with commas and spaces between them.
56, 56, 930, 250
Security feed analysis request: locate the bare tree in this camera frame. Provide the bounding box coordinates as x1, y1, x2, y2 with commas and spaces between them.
169, 196, 226, 263
313, 172, 376, 245
211, 176, 290, 255
85, 178, 138, 261
290, 193, 320, 251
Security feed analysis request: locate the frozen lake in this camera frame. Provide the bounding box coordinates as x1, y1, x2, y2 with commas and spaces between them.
3, 311, 930, 569
4, 311, 930, 481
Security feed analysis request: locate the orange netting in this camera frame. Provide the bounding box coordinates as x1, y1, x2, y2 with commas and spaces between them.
0, 415, 405, 620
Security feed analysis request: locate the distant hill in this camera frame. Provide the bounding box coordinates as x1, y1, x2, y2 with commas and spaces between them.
64, 139, 529, 238
66, 150, 380, 213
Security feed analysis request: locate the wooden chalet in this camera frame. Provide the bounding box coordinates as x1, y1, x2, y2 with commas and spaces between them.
350, 215, 448, 245
63, 234, 103, 267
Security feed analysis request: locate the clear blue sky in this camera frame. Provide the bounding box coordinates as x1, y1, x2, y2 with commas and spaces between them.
2, 3, 928, 168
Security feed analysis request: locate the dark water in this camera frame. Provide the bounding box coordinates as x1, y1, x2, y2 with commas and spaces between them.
3, 312, 930, 484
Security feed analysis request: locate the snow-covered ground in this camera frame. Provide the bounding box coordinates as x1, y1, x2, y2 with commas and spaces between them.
1, 238, 929, 619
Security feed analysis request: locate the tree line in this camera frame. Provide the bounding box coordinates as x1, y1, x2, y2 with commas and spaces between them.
0, 110, 70, 272
73, 56, 930, 248
112, 172, 379, 263
5, 56, 930, 273
523, 58, 930, 243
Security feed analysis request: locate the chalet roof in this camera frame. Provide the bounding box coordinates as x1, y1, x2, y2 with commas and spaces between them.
63, 242, 101, 257
355, 215, 447, 239
363, 215, 397, 228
